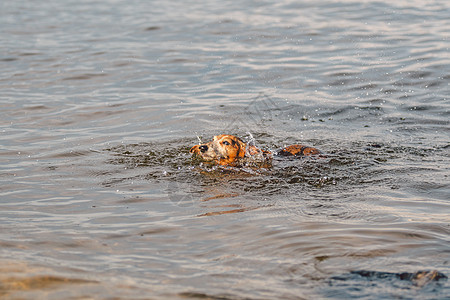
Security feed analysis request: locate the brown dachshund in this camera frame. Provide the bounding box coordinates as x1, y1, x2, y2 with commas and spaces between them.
190, 134, 320, 166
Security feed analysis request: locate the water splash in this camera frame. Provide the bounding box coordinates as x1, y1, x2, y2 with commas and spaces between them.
195, 133, 202, 144
246, 131, 256, 146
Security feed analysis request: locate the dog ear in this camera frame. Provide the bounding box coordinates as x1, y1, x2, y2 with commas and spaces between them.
190, 145, 200, 154
234, 138, 246, 158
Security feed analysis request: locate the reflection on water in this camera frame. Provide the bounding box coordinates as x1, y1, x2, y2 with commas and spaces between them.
0, 261, 98, 299
1, 0, 449, 298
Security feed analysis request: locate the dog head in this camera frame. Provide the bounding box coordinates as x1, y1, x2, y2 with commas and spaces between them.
190, 134, 247, 166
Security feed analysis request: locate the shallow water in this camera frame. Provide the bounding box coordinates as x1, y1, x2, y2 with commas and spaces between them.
1, 0, 449, 299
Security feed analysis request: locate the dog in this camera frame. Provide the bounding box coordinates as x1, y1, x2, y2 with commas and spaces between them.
190, 134, 320, 166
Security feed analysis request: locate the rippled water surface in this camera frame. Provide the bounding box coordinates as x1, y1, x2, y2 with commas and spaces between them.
1, 0, 449, 299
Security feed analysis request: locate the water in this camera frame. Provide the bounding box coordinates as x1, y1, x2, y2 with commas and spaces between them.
1, 0, 449, 299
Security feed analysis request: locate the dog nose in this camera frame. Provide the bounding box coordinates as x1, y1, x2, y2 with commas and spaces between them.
199, 145, 208, 153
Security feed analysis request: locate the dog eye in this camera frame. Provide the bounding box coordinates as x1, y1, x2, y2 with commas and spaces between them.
223, 141, 230, 145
